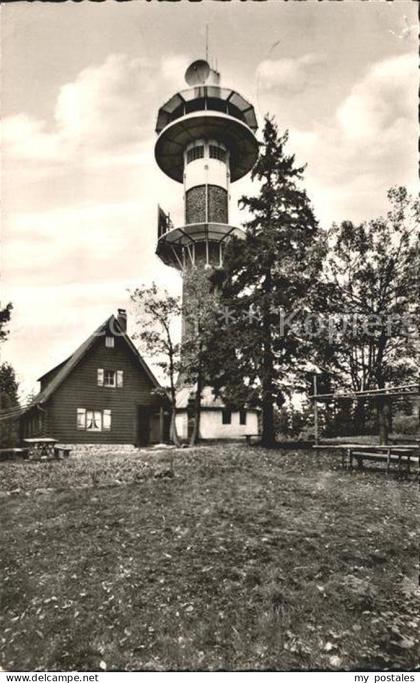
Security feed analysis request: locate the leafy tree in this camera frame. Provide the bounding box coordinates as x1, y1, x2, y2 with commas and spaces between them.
0, 362, 19, 406
0, 302, 13, 343
0, 362, 20, 447
319, 186, 420, 443
212, 117, 323, 447
130, 284, 181, 446
131, 272, 219, 447
0, 303, 20, 446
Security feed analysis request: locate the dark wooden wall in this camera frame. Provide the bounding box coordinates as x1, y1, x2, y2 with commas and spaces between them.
43, 334, 163, 444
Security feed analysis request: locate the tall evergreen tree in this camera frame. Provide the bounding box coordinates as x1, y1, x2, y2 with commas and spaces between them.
212, 117, 323, 446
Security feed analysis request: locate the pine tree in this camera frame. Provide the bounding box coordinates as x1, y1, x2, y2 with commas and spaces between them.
212, 117, 323, 447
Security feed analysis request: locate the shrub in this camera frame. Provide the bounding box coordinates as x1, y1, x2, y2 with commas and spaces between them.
392, 413, 419, 435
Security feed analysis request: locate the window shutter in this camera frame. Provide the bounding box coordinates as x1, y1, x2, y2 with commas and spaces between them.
77, 408, 86, 430
116, 370, 124, 388
97, 368, 104, 386
103, 409, 112, 431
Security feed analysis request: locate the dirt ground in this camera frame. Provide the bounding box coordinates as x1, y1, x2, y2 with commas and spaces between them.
1, 445, 419, 671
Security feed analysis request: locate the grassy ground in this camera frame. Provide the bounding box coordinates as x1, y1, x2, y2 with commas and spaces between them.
1, 445, 419, 671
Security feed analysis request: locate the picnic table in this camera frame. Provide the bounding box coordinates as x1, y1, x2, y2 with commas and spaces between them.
313, 442, 419, 477
23, 437, 58, 460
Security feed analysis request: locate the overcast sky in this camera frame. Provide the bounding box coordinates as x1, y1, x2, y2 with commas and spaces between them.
1, 0, 418, 397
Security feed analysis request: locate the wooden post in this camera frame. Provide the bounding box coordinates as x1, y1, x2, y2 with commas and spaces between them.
313, 374, 319, 446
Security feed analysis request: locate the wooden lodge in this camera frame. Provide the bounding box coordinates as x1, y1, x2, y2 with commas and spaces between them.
19, 310, 170, 446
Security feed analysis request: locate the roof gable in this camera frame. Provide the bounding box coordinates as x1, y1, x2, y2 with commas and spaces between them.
30, 315, 161, 407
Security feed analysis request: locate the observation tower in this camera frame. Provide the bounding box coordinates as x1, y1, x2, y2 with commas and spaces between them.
154, 58, 259, 440
155, 58, 258, 271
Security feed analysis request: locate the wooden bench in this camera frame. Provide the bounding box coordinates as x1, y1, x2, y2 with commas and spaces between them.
350, 446, 419, 476
0, 447, 28, 461
313, 443, 419, 478
54, 446, 72, 459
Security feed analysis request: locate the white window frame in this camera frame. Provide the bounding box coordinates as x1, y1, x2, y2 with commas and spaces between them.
77, 408, 86, 430
105, 336, 115, 348
86, 410, 102, 432
104, 369, 116, 387
77, 408, 111, 432
103, 409, 112, 431
98, 368, 123, 388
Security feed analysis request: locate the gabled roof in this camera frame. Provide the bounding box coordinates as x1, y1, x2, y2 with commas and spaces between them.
27, 315, 162, 409
176, 385, 226, 409
37, 357, 70, 383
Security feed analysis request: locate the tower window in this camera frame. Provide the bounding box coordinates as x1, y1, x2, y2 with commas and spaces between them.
186, 185, 228, 225
209, 145, 227, 163
208, 185, 228, 223
186, 146, 204, 164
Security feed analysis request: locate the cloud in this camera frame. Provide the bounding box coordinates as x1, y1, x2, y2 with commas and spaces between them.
336, 53, 416, 143
2, 114, 62, 162
55, 54, 153, 151
287, 52, 418, 225
257, 53, 324, 94
2, 53, 191, 167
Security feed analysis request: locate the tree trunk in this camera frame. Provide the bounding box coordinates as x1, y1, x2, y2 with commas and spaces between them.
261, 270, 275, 448
377, 397, 389, 445
169, 406, 180, 447
189, 372, 202, 446
387, 397, 393, 435
354, 398, 366, 435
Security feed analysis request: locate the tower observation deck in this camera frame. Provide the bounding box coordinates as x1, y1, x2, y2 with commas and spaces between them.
155, 59, 258, 271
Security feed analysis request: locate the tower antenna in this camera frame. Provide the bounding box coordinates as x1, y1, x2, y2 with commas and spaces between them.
205, 24, 209, 62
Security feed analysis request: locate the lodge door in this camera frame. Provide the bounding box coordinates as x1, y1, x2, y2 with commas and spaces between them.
136, 407, 150, 446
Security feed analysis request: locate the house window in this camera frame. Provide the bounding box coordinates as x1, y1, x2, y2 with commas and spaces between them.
98, 368, 124, 388
105, 336, 115, 348
104, 370, 116, 387
239, 409, 247, 426
87, 410, 102, 431
77, 408, 112, 432
222, 409, 232, 425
